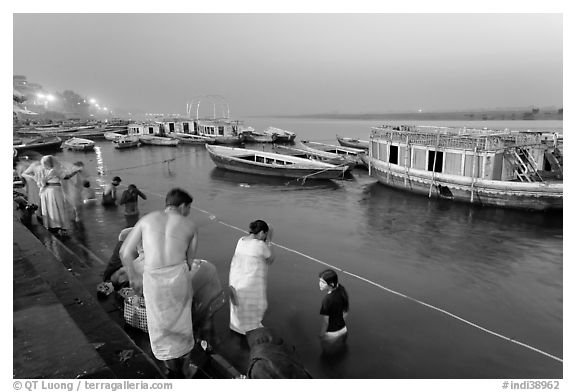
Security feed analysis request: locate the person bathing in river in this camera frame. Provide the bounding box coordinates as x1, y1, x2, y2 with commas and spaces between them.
228, 219, 275, 335
120, 184, 147, 227
102, 176, 121, 207
120, 188, 201, 378
318, 269, 349, 355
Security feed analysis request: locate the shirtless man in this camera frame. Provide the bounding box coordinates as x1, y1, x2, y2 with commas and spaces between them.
120, 188, 199, 378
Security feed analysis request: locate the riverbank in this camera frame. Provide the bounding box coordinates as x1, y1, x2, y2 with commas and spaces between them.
12, 204, 241, 379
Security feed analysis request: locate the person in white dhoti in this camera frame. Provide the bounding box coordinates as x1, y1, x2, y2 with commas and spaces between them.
120, 188, 200, 378
229, 220, 275, 335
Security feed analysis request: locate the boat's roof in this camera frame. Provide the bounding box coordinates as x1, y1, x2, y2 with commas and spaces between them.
371, 125, 546, 151
207, 145, 339, 168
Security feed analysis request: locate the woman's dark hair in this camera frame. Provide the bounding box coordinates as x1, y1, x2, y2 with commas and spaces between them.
83, 180, 90, 188
165, 188, 193, 207
319, 269, 338, 287
319, 269, 349, 311
249, 219, 269, 235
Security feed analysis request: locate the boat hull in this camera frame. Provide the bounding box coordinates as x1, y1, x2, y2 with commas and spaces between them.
209, 135, 245, 145
206, 146, 348, 180
14, 137, 63, 152
139, 136, 179, 146
301, 141, 366, 167
114, 141, 139, 149
170, 133, 216, 145
337, 135, 369, 150
363, 155, 563, 210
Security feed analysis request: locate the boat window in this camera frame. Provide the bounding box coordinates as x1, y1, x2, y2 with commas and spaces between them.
218, 126, 225, 135
427, 150, 444, 173
389, 145, 399, 164
266, 158, 275, 164
256, 156, 265, 163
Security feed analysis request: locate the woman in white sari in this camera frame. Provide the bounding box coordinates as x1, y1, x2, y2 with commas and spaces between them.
229, 220, 274, 334
23, 155, 81, 236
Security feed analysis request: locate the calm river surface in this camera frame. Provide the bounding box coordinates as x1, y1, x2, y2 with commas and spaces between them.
54, 118, 562, 378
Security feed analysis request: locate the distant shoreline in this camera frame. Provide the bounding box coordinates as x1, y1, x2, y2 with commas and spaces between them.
260, 110, 563, 122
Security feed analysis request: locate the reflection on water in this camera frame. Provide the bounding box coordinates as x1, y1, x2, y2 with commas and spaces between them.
209, 167, 344, 191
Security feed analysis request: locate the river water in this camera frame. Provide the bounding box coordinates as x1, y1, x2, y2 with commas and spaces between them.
53, 118, 562, 378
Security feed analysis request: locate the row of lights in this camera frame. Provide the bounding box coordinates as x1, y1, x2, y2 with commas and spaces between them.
36, 93, 110, 112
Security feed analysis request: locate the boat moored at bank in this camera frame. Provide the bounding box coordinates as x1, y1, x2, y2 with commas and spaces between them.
206, 144, 350, 180
113, 135, 140, 149
63, 137, 95, 151
337, 135, 370, 150
301, 140, 366, 167
363, 124, 563, 210
13, 135, 63, 154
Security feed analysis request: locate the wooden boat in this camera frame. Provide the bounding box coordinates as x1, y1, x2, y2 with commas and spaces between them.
301, 141, 366, 167
139, 135, 179, 146
240, 128, 276, 143
336, 135, 369, 150
168, 133, 216, 145
114, 135, 140, 149
263, 127, 296, 143
274, 145, 353, 169
206, 145, 350, 180
63, 137, 95, 151
13, 136, 63, 153
18, 125, 93, 137
363, 124, 563, 210
64, 129, 107, 140
104, 131, 124, 141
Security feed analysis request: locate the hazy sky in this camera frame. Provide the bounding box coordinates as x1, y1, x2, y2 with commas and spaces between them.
13, 13, 563, 117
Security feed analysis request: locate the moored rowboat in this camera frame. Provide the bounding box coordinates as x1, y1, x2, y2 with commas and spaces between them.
274, 144, 353, 169
114, 135, 140, 149
14, 136, 63, 153
139, 135, 179, 146
336, 135, 369, 150
168, 133, 216, 145
63, 137, 95, 151
206, 144, 349, 180
301, 140, 366, 167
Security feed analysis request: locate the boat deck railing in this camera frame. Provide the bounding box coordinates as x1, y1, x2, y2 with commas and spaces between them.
371, 125, 544, 152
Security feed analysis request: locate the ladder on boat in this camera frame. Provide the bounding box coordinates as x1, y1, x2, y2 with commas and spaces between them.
506, 147, 543, 182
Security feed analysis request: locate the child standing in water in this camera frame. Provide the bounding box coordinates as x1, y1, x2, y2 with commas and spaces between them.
318, 269, 349, 354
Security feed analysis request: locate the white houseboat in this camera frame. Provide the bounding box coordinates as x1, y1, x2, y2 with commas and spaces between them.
362, 125, 562, 210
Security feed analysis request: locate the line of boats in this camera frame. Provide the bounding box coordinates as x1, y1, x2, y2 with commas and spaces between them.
13, 121, 563, 211
205, 126, 563, 211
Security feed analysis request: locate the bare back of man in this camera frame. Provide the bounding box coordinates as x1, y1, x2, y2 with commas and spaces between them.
119, 189, 199, 375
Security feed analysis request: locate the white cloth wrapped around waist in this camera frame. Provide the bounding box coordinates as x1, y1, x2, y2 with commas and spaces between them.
143, 262, 194, 360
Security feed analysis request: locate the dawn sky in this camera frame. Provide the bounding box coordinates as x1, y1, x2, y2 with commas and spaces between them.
13, 13, 563, 117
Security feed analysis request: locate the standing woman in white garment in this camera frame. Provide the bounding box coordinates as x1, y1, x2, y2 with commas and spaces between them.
23, 155, 81, 236
228, 219, 275, 335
